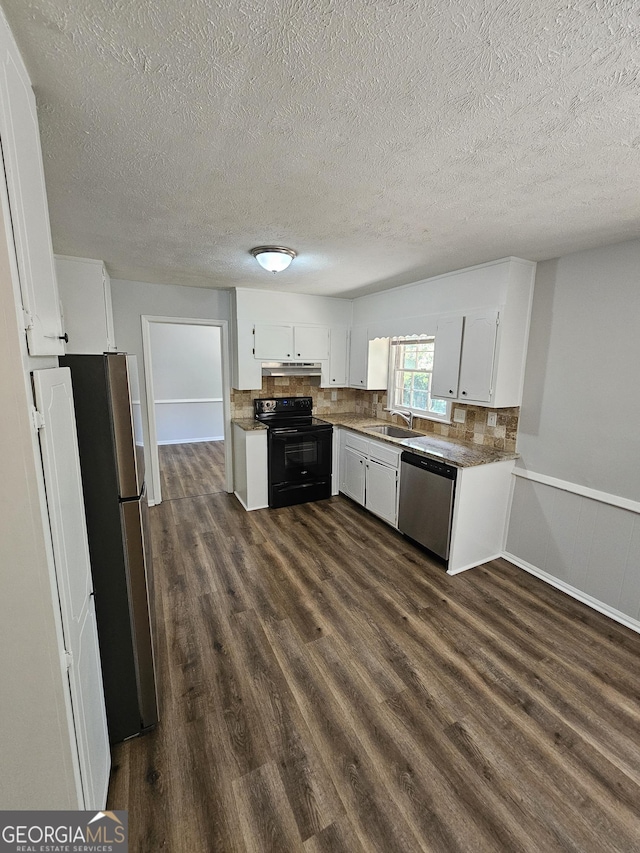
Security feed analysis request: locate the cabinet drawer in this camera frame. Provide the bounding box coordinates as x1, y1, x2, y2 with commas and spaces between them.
345, 431, 370, 455
368, 440, 400, 469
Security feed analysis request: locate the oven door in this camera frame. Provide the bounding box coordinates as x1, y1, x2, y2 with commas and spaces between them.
268, 427, 332, 486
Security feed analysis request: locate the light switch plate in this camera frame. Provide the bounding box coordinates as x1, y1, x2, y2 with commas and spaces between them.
453, 408, 466, 424
487, 412, 497, 427
331, 390, 338, 401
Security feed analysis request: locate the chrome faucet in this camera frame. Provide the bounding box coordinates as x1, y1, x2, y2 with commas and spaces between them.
389, 409, 414, 429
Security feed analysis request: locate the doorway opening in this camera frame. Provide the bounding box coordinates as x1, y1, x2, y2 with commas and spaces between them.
141, 316, 232, 505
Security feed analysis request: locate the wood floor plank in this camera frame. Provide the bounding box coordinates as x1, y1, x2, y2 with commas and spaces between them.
306, 633, 528, 853
262, 618, 430, 853
231, 609, 342, 841
159, 440, 225, 500
303, 816, 367, 853
108, 492, 640, 852
232, 762, 306, 853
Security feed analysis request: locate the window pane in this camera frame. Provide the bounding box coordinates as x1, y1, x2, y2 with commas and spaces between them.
403, 349, 417, 369
390, 338, 449, 421
413, 372, 429, 391
413, 390, 428, 410
416, 350, 434, 370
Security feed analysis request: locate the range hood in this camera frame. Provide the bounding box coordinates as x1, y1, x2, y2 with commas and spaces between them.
261, 361, 322, 377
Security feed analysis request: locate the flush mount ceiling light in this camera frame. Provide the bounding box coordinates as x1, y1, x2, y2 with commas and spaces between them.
250, 246, 297, 273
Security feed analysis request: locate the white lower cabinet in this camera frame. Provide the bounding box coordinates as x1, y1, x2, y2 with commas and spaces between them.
342, 445, 366, 504
365, 458, 398, 525
340, 430, 399, 527
232, 424, 268, 511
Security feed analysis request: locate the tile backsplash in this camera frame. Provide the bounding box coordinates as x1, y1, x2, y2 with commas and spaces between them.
231, 377, 357, 419
231, 378, 519, 451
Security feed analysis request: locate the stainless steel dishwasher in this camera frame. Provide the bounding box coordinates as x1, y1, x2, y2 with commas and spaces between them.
398, 452, 457, 561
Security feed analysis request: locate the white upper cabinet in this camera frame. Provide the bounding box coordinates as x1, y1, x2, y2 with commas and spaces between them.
0, 30, 64, 356
56, 256, 116, 355
431, 315, 464, 399
293, 325, 329, 360
232, 289, 351, 390
458, 310, 498, 403
324, 327, 349, 386
253, 324, 294, 360
253, 323, 329, 361
433, 310, 498, 404
348, 327, 389, 389
430, 261, 535, 408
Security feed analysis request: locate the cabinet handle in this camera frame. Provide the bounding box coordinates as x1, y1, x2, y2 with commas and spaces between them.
449, 389, 453, 394
287, 353, 291, 357
461, 390, 467, 395
297, 352, 301, 356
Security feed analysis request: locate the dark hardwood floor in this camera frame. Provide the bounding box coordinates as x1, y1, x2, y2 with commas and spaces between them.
107, 491, 640, 852
158, 441, 225, 499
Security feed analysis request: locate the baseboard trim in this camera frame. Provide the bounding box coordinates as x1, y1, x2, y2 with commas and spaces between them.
157, 436, 224, 445
233, 491, 268, 512
447, 552, 503, 575
502, 550, 640, 636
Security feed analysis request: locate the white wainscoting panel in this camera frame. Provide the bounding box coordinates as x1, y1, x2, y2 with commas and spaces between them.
155, 398, 224, 444
506, 473, 640, 626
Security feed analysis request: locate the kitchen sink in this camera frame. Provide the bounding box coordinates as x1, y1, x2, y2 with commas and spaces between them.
367, 424, 423, 439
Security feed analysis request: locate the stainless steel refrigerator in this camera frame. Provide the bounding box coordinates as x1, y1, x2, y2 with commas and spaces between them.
60, 352, 158, 743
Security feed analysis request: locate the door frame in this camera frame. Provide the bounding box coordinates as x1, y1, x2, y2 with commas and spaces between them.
141, 315, 232, 505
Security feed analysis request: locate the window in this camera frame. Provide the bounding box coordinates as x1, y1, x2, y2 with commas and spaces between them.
388, 336, 450, 422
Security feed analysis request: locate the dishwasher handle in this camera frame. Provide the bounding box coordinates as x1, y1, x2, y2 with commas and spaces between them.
400, 451, 457, 481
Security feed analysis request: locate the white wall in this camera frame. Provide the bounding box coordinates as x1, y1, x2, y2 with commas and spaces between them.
149, 323, 223, 443
110, 279, 230, 498
506, 239, 640, 627
515, 242, 640, 498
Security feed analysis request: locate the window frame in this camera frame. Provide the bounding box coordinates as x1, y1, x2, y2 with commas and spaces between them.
387, 335, 451, 424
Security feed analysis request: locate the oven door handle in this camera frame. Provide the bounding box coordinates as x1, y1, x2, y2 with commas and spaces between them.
270, 428, 330, 439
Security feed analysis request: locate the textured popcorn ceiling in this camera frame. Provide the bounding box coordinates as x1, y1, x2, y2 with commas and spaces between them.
2, 0, 639, 296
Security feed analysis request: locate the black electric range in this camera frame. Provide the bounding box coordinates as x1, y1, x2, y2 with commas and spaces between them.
254, 397, 333, 507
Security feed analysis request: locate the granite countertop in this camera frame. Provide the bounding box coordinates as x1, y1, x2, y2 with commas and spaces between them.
320, 414, 519, 468
232, 418, 267, 431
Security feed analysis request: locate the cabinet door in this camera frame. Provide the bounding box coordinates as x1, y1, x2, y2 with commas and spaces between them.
0, 43, 64, 355
294, 325, 329, 360
431, 315, 463, 399
348, 326, 367, 387
341, 446, 366, 504
254, 324, 294, 360
365, 458, 398, 526
328, 327, 349, 385
33, 368, 110, 808
458, 310, 498, 403
56, 257, 116, 354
